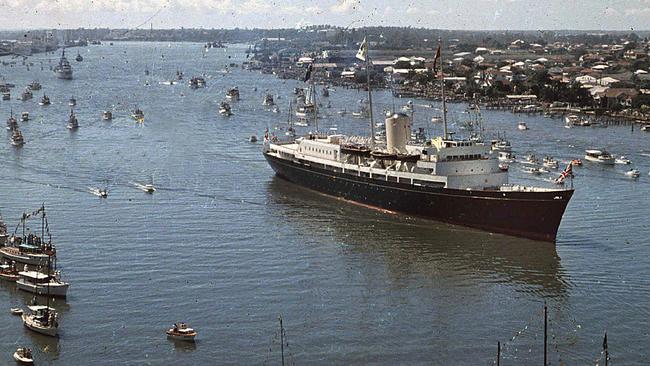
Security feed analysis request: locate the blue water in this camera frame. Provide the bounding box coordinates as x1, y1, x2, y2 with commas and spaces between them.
0, 42, 649, 365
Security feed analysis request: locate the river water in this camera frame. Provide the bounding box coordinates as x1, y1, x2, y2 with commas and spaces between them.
0, 42, 649, 365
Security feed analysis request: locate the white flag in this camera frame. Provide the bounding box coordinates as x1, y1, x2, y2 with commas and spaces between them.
356, 37, 368, 61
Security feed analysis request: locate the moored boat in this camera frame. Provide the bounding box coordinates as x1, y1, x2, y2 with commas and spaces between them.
0, 263, 19, 281
226, 87, 240, 100
219, 102, 232, 116
22, 305, 58, 337
16, 270, 69, 297
517, 122, 528, 130
21, 112, 29, 122
39, 95, 50, 106
102, 110, 112, 121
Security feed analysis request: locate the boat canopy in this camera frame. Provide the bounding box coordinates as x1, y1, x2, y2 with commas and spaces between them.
27, 305, 55, 312
19, 271, 49, 279
585, 149, 602, 155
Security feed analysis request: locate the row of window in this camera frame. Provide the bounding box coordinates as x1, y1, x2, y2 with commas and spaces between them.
445, 154, 482, 161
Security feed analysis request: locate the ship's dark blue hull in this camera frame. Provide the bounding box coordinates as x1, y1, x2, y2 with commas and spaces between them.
264, 153, 573, 242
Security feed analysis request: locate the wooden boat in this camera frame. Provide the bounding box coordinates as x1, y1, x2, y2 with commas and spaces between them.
0, 263, 19, 281
166, 322, 197, 341
23, 305, 58, 337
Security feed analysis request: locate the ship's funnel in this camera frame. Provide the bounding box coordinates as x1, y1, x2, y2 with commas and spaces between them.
385, 113, 411, 154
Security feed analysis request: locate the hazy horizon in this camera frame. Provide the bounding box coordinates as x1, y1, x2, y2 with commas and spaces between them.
0, 0, 646, 32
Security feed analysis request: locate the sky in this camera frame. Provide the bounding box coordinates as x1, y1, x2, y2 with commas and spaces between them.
0, 0, 648, 30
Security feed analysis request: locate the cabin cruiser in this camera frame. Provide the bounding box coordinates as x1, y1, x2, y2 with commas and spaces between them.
19, 89, 33, 101
189, 76, 206, 89
491, 137, 512, 152
13, 347, 34, 364
102, 110, 113, 120
524, 166, 548, 175
39, 94, 50, 105
67, 110, 79, 129
543, 156, 559, 169
166, 322, 197, 341
11, 128, 25, 146
28, 81, 41, 91
219, 102, 233, 116
131, 108, 144, 122
641, 124, 650, 132
625, 169, 641, 178
615, 155, 631, 164
21, 112, 29, 122
16, 269, 69, 297
22, 305, 58, 336
68, 96, 76, 106
565, 114, 590, 128
584, 149, 615, 165
517, 122, 528, 130
226, 87, 240, 100
54, 49, 73, 79
2, 92, 9, 100
498, 151, 515, 163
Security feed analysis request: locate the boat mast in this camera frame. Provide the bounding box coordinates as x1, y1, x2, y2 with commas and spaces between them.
279, 315, 285, 366
439, 39, 448, 140
365, 37, 375, 148
41, 204, 45, 246
311, 79, 318, 133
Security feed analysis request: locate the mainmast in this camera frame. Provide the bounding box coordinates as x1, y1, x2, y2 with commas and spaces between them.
439, 39, 449, 140
357, 36, 375, 147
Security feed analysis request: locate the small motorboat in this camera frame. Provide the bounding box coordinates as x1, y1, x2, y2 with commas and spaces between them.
98, 188, 108, 198
68, 96, 76, 106
219, 102, 233, 116
39, 95, 50, 106
11, 308, 24, 315
543, 156, 559, 169
498, 163, 509, 171
226, 87, 240, 100
11, 128, 25, 147
517, 122, 528, 130
131, 108, 144, 123
249, 135, 258, 143
67, 110, 79, 130
28, 81, 41, 91
585, 149, 615, 165
21, 112, 29, 122
641, 124, 650, 132
498, 151, 515, 163
19, 89, 33, 101
13, 347, 34, 365
75, 52, 83, 62
102, 111, 113, 121
525, 167, 547, 175
166, 322, 197, 342
2, 92, 9, 100
144, 184, 155, 194
625, 169, 640, 178
615, 155, 631, 164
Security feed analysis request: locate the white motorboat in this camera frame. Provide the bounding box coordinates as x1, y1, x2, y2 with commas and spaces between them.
517, 122, 528, 130
641, 124, 650, 131
67, 110, 79, 130
16, 270, 69, 297
11, 307, 24, 315
13, 347, 34, 364
543, 156, 559, 169
584, 149, 615, 165
498, 151, 515, 163
166, 322, 197, 341
102, 111, 113, 121
625, 169, 640, 178
226, 87, 240, 100
21, 112, 29, 122
22, 305, 58, 337
565, 114, 590, 127
219, 102, 232, 116
615, 155, 631, 164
